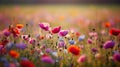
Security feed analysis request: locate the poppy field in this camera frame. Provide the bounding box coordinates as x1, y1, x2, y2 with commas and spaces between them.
0, 5, 120, 67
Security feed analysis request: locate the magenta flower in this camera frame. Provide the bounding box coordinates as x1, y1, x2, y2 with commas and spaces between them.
3, 29, 11, 37
113, 53, 120, 62
59, 30, 68, 37
77, 54, 87, 63
29, 38, 36, 45
87, 38, 92, 44
39, 23, 50, 31
51, 26, 61, 34
41, 55, 54, 64
103, 41, 115, 49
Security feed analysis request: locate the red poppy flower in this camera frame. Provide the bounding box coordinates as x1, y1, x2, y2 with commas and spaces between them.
68, 45, 80, 56
9, 50, 19, 58
109, 28, 120, 36
104, 22, 111, 28
75, 32, 80, 37
20, 60, 35, 67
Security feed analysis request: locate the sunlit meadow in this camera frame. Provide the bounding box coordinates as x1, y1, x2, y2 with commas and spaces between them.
0, 5, 120, 67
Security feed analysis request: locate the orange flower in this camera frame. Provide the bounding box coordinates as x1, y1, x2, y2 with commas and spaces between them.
104, 22, 111, 28
40, 35, 44, 40
16, 24, 24, 29
68, 45, 80, 56
9, 50, 19, 58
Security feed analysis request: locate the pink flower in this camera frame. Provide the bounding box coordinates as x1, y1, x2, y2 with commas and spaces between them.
113, 53, 120, 62
59, 30, 68, 37
51, 26, 61, 34
41, 55, 54, 64
39, 23, 50, 31
77, 54, 87, 63
87, 38, 92, 44
9, 63, 16, 67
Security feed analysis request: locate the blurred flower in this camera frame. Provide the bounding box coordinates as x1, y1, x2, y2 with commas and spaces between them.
104, 22, 111, 28
87, 38, 92, 44
46, 34, 52, 39
0, 47, 6, 55
16, 24, 24, 29
103, 41, 115, 49
101, 30, 106, 35
29, 38, 36, 45
20, 60, 35, 67
9, 50, 19, 58
69, 40, 75, 45
21, 35, 29, 41
113, 53, 120, 62
95, 53, 102, 60
75, 32, 80, 37
68, 45, 80, 56
109, 28, 120, 36
88, 32, 97, 37
41, 55, 54, 64
16, 43, 27, 50
3, 29, 11, 37
0, 45, 3, 50
9, 27, 20, 37
91, 48, 98, 53
21, 57, 28, 61
9, 63, 16, 67
77, 54, 87, 63
51, 26, 61, 34
0, 39, 9, 46
45, 48, 52, 53
0, 57, 9, 67
78, 35, 85, 41
39, 23, 50, 31
79, 45, 84, 49
59, 30, 68, 37
58, 41, 65, 48
6, 42, 14, 51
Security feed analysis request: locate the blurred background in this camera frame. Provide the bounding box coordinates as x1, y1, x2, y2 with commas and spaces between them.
0, 0, 120, 31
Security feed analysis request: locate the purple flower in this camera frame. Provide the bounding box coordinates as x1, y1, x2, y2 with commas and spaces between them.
39, 23, 50, 31
41, 56, 54, 64
103, 41, 115, 49
69, 40, 75, 45
3, 29, 11, 37
6, 42, 14, 51
113, 53, 120, 62
21, 57, 28, 61
45, 48, 52, 53
59, 30, 68, 37
58, 41, 65, 48
16, 43, 27, 50
0, 57, 9, 67
91, 48, 98, 53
